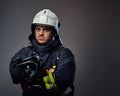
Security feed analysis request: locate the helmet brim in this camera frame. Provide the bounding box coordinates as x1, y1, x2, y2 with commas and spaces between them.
32, 23, 55, 29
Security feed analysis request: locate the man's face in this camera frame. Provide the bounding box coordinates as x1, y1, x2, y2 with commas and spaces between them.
35, 26, 52, 45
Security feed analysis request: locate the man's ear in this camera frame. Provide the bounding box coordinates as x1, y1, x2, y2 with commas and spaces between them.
28, 33, 34, 41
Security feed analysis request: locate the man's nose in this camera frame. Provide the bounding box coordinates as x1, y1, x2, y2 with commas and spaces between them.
39, 29, 44, 35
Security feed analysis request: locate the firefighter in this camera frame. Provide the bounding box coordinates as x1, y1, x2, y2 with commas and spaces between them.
9, 9, 76, 96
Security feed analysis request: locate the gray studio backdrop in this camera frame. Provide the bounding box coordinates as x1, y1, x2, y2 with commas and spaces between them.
0, 0, 120, 96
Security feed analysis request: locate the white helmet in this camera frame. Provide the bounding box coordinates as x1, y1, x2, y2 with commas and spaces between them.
32, 9, 60, 33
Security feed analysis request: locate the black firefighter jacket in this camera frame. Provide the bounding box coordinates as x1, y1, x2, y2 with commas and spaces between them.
9, 45, 76, 96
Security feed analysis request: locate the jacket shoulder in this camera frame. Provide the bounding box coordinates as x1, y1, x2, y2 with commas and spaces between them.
11, 46, 32, 61
57, 45, 74, 58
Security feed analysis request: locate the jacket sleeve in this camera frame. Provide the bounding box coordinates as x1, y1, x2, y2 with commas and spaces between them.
9, 48, 27, 84
55, 47, 76, 92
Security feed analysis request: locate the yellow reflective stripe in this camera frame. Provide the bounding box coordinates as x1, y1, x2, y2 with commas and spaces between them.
45, 83, 50, 89
43, 69, 57, 90
48, 73, 57, 89
48, 73, 55, 83
43, 76, 48, 83
43, 76, 51, 89
52, 65, 56, 69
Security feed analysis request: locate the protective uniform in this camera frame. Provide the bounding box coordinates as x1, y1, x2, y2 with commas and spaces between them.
9, 9, 76, 96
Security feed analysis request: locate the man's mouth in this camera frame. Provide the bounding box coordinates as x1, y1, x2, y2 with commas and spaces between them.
38, 38, 44, 40
38, 36, 44, 38
38, 37, 45, 40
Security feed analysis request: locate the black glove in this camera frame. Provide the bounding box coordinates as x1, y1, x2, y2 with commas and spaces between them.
16, 56, 38, 80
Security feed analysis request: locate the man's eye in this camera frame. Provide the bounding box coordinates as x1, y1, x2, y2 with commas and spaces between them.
44, 28, 51, 31
36, 28, 40, 30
